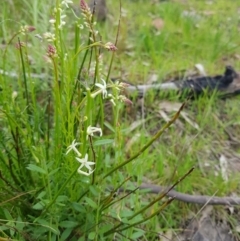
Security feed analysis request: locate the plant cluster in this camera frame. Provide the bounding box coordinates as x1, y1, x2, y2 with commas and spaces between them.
0, 0, 186, 240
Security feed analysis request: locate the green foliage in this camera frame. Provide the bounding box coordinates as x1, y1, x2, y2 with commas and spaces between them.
0, 0, 187, 240
1, 0, 240, 240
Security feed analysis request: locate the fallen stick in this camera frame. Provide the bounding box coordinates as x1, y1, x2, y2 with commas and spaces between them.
124, 66, 240, 98
119, 183, 240, 206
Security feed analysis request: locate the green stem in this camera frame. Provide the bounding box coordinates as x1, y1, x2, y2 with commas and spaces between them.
104, 167, 194, 236
18, 38, 30, 111
106, 0, 121, 83
41, 165, 79, 215
115, 198, 175, 234
103, 102, 185, 179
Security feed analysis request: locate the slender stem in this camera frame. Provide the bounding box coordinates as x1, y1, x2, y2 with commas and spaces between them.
41, 165, 79, 215
89, 136, 96, 185
104, 167, 194, 236
103, 102, 185, 179
106, 0, 122, 83
116, 198, 175, 234
18, 38, 30, 111
46, 95, 51, 161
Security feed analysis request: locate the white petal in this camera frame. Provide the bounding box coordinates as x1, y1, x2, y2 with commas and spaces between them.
77, 168, 95, 176
95, 83, 104, 89
85, 162, 95, 170
75, 157, 86, 164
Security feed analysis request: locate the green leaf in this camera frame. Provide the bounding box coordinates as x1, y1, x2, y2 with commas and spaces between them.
99, 224, 114, 235
60, 228, 73, 241
0, 225, 9, 231
56, 195, 68, 202
15, 216, 25, 231
71, 202, 86, 213
37, 191, 46, 199
89, 185, 100, 196
36, 218, 59, 234
59, 221, 79, 228
94, 139, 114, 146
49, 168, 60, 176
3, 209, 15, 237
104, 122, 115, 132
84, 197, 98, 209
27, 164, 47, 174
32, 201, 45, 210
88, 232, 96, 240
121, 210, 134, 217
3, 208, 12, 220
131, 229, 145, 239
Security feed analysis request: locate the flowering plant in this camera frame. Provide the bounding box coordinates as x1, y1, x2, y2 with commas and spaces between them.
0, 0, 183, 240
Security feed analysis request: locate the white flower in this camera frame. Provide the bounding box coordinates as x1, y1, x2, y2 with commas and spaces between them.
19, 25, 28, 35
78, 24, 84, 29
12, 91, 18, 100
66, 139, 81, 156
107, 94, 116, 106
95, 79, 108, 99
110, 98, 116, 106
76, 154, 95, 176
61, 0, 73, 8
43, 32, 56, 42
87, 126, 102, 139
49, 19, 56, 24
59, 14, 67, 29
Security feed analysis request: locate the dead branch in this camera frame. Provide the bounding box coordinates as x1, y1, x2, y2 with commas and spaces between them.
119, 183, 240, 206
